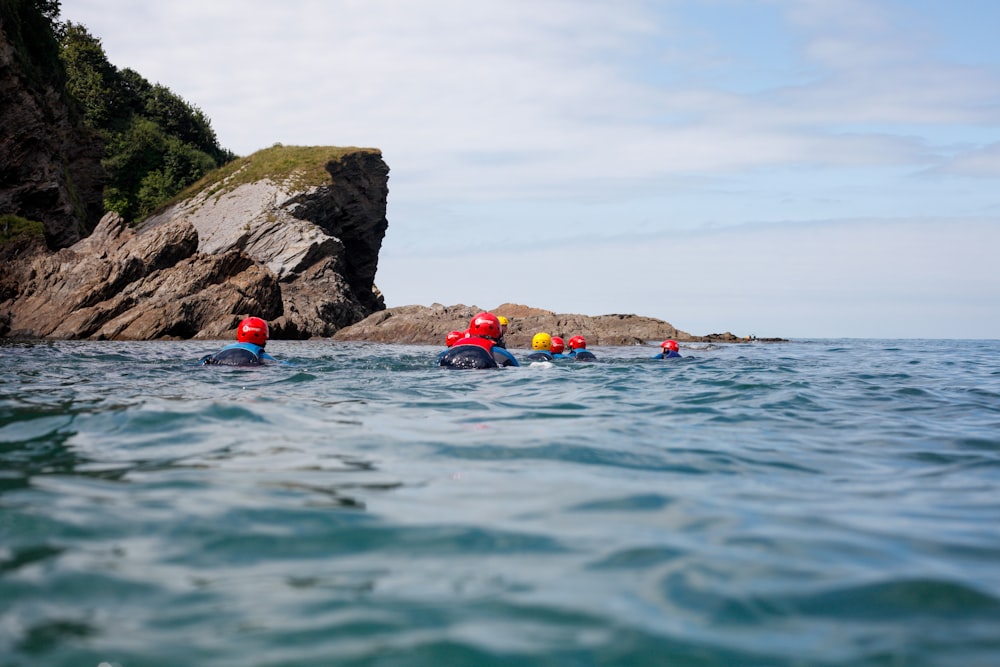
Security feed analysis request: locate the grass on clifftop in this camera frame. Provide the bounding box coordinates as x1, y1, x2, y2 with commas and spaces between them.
181, 144, 381, 201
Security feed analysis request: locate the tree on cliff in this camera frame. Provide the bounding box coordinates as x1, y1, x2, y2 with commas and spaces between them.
58, 21, 236, 221
0, 0, 63, 91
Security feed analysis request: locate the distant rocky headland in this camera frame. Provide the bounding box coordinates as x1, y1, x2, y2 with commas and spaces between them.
333, 303, 771, 347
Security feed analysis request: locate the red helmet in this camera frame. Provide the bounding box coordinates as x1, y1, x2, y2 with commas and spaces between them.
568, 335, 586, 350
661, 339, 679, 352
468, 312, 501, 339
551, 336, 565, 354
446, 330, 463, 347
237, 317, 269, 346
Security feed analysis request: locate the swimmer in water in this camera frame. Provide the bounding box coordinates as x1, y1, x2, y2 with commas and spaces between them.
436, 330, 467, 364
652, 339, 682, 359
199, 316, 278, 366
566, 335, 597, 361
496, 315, 510, 349
550, 336, 568, 359
438, 313, 519, 369
525, 332, 555, 362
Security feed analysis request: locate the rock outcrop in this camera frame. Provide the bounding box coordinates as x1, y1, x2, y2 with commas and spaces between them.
0, 21, 104, 249
0, 147, 390, 339
333, 303, 750, 347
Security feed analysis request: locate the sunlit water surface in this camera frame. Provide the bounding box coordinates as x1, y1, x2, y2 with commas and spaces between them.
2, 339, 999, 666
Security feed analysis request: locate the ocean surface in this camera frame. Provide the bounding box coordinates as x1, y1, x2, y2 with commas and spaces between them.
2, 338, 999, 667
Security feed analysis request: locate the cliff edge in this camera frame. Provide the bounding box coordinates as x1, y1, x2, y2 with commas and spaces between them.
0, 146, 390, 339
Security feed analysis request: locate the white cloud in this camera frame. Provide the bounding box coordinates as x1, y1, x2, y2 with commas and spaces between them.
65, 1, 1000, 175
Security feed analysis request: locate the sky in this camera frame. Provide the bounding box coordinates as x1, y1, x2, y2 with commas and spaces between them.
58, 0, 1000, 339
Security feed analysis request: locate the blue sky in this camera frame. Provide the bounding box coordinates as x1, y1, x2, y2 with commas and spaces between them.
60, 0, 1000, 339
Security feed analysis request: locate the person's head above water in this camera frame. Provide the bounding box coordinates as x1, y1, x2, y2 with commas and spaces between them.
497, 315, 509, 336
661, 339, 679, 353
531, 332, 552, 351
468, 312, 501, 340
237, 317, 269, 347
446, 330, 464, 347
568, 335, 586, 350
551, 336, 565, 354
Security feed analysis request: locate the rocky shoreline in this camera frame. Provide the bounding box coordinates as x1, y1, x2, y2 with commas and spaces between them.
1, 147, 390, 340
333, 303, 784, 347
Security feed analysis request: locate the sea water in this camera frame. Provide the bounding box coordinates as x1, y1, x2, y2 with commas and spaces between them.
1, 338, 999, 667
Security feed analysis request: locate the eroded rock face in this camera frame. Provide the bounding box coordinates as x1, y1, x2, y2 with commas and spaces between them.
0, 26, 104, 249
0, 149, 390, 340
332, 302, 743, 347
0, 212, 280, 339
319, 153, 389, 314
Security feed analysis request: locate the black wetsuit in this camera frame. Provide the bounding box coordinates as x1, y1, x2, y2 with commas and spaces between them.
199, 342, 276, 366
438, 337, 519, 369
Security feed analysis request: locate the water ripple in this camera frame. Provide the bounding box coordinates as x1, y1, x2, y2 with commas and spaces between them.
2, 339, 1000, 665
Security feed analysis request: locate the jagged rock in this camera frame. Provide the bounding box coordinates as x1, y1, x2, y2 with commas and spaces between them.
137, 149, 389, 338
0, 211, 276, 339
1, 146, 390, 340
321, 154, 389, 314
332, 302, 746, 347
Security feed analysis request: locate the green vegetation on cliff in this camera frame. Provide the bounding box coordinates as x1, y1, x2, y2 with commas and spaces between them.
57, 21, 237, 221
3, 0, 236, 224
0, 214, 45, 243
0, 0, 64, 93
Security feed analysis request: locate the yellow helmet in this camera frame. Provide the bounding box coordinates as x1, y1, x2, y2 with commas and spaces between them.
497, 316, 509, 327
531, 332, 552, 351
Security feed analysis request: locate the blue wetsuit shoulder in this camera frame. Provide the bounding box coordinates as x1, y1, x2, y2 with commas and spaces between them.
493, 346, 519, 367
234, 342, 277, 361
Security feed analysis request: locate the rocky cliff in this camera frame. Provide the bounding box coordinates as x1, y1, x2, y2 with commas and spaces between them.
0, 20, 104, 248
0, 146, 390, 339
333, 303, 753, 347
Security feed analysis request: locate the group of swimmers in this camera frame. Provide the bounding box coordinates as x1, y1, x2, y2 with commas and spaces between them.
435, 312, 601, 369
524, 332, 597, 363
198, 313, 685, 368
436, 312, 682, 369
